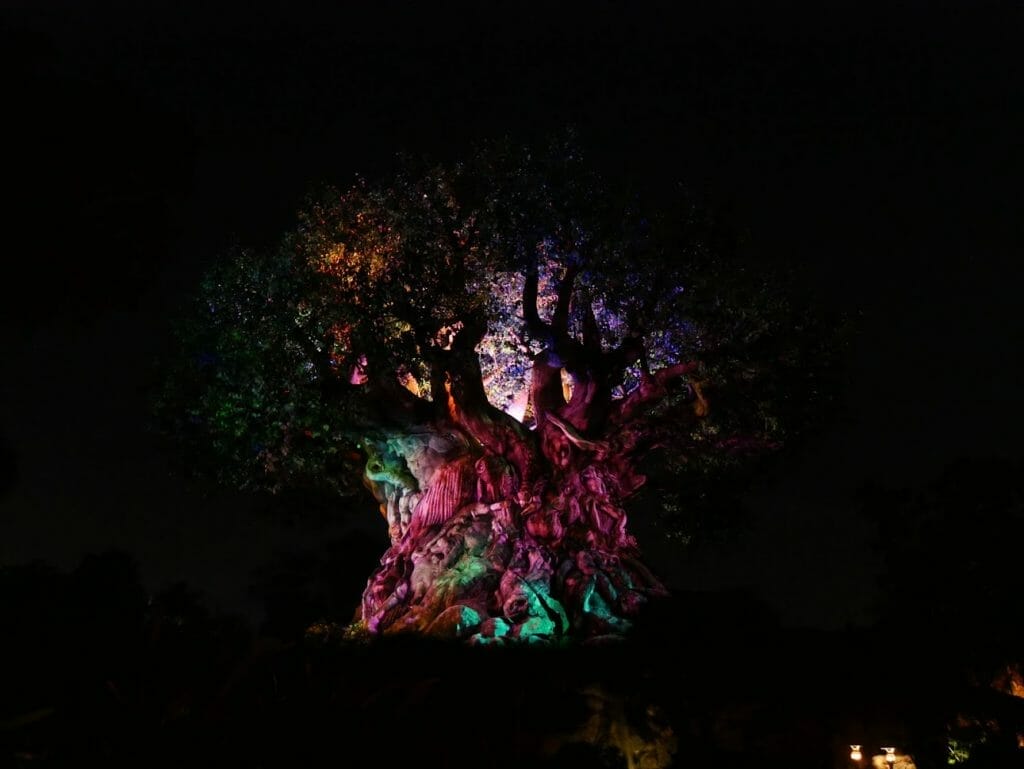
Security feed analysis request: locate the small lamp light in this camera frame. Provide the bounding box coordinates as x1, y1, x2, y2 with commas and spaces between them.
850, 744, 863, 761
882, 747, 896, 764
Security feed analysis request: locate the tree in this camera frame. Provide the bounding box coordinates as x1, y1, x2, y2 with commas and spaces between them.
157, 135, 835, 645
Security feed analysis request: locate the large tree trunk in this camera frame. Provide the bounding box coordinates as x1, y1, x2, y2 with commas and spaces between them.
354, 419, 670, 644
346, 262, 705, 645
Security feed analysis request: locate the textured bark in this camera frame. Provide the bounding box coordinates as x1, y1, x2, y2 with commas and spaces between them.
350, 366, 704, 644
355, 423, 669, 644
345, 260, 707, 645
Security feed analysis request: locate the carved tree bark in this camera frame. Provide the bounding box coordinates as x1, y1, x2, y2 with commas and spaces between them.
348, 260, 706, 645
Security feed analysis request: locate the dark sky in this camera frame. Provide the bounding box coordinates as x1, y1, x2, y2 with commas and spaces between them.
2, 1, 1022, 630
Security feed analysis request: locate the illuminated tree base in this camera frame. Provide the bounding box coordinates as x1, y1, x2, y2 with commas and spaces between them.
345, 424, 672, 645
354, 504, 668, 645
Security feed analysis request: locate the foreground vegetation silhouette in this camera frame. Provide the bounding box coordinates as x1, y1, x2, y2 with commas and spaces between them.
3, 543, 1024, 768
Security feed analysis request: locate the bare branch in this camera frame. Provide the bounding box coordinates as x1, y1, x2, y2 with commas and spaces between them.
613, 360, 704, 425
423, 319, 542, 496
580, 292, 601, 354
529, 350, 567, 420
522, 256, 550, 343
545, 412, 608, 455
551, 262, 581, 340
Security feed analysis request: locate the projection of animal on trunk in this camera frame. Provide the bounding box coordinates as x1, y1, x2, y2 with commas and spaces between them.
159, 136, 822, 644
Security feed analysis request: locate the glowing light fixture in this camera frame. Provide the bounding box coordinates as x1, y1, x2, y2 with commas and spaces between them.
850, 744, 863, 761
882, 747, 896, 764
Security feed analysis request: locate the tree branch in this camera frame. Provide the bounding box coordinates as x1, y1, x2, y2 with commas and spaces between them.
551, 262, 580, 341
529, 350, 567, 422
612, 360, 704, 425
580, 292, 601, 354
522, 256, 550, 344
433, 318, 541, 494
545, 412, 608, 455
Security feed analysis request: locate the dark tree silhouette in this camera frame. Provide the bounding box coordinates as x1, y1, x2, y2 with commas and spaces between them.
158, 136, 834, 645
864, 457, 1024, 665
859, 458, 1024, 768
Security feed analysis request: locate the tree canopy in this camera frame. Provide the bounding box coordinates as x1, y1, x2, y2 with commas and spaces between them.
158, 136, 835, 516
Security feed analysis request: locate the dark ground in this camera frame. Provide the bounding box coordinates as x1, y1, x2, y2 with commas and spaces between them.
3, 551, 1024, 768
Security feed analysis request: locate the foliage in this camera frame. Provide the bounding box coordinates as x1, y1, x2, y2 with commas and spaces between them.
155, 133, 843, 543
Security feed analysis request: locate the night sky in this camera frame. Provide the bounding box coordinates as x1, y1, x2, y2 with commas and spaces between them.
2, 1, 1022, 631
